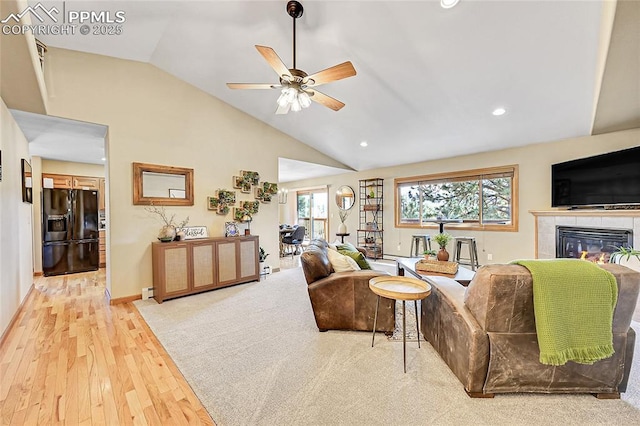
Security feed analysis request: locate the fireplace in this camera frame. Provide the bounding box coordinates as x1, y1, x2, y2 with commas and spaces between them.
556, 226, 632, 263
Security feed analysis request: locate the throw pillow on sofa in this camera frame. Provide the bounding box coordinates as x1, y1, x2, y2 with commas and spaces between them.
326, 248, 361, 272
337, 243, 371, 270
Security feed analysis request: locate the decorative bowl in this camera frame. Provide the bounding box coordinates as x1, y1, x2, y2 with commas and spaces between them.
158, 237, 174, 243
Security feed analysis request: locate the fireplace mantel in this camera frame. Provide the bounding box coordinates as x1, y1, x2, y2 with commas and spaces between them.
530, 209, 640, 217
530, 210, 640, 259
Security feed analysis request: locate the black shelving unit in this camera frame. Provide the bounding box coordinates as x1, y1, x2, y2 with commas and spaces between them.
358, 178, 383, 259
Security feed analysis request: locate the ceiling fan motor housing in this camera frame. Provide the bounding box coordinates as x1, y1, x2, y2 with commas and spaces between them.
287, 1, 304, 19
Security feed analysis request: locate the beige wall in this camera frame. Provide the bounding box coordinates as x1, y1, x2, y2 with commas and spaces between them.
42, 159, 105, 177
282, 128, 640, 264
45, 47, 349, 299
0, 98, 34, 334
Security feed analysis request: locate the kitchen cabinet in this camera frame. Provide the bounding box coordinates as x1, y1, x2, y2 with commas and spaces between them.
99, 178, 106, 210
72, 176, 100, 190
42, 173, 72, 189
99, 230, 106, 267
42, 173, 100, 190
152, 236, 259, 303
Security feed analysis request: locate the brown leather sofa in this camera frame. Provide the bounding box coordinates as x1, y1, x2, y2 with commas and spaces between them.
300, 239, 395, 332
420, 263, 640, 398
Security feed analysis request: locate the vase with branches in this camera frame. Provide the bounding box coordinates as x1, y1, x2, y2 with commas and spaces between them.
338, 209, 350, 234
145, 205, 189, 241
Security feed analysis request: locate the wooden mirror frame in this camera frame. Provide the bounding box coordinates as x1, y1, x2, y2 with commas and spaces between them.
335, 185, 356, 210
133, 162, 194, 206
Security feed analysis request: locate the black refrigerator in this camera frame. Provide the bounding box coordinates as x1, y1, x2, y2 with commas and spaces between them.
42, 188, 99, 276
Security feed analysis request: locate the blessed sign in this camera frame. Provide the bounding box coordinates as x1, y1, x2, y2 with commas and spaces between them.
178, 226, 208, 240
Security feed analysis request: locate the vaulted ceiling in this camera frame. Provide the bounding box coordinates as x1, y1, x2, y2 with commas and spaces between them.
27, 0, 640, 173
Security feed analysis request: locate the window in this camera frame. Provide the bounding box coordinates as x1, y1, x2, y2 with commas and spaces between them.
395, 165, 518, 231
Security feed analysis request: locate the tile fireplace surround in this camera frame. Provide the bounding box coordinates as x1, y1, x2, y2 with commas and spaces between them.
531, 210, 640, 259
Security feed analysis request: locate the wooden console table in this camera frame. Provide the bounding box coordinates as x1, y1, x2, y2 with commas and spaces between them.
152, 235, 259, 303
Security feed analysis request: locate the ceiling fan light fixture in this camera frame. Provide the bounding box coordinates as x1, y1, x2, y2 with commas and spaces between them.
441, 0, 460, 9
298, 91, 312, 108
290, 97, 302, 112
227, 1, 356, 114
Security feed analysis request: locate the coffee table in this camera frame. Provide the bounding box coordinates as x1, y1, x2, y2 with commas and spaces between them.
369, 276, 431, 373
396, 257, 476, 286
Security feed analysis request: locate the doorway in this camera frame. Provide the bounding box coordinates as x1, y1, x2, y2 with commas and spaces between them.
296, 189, 328, 241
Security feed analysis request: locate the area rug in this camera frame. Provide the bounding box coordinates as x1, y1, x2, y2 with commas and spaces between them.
135, 267, 640, 426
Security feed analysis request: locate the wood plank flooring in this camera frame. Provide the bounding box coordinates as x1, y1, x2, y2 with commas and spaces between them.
0, 270, 214, 425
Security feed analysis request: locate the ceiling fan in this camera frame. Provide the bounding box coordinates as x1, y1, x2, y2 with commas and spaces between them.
226, 1, 356, 114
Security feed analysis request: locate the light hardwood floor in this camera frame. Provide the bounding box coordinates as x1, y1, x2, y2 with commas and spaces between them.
0, 270, 214, 425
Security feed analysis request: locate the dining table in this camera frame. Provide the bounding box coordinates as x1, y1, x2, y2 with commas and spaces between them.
279, 227, 294, 256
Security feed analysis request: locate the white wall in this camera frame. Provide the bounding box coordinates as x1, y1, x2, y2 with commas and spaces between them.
282, 128, 640, 264
44, 47, 349, 299
0, 98, 34, 335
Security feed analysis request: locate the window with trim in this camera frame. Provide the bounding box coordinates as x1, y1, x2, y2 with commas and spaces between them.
395, 165, 518, 231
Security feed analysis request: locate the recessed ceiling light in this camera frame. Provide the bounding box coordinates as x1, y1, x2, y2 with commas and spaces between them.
492, 108, 506, 116
441, 0, 460, 9
360, 141, 368, 147
101, 157, 106, 161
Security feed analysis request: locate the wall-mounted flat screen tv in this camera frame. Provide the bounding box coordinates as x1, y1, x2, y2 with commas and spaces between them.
552, 146, 640, 208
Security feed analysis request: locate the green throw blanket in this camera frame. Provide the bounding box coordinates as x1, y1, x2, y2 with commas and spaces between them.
511, 259, 618, 366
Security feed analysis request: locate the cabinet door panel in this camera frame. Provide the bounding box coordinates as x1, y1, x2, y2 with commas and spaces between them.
43, 174, 72, 189
164, 246, 189, 293
217, 242, 238, 284
99, 178, 106, 210
239, 239, 257, 279
192, 243, 215, 288
73, 176, 100, 190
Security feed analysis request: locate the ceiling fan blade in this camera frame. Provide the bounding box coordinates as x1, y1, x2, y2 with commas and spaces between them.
255, 45, 292, 80
276, 103, 291, 115
305, 62, 356, 87
309, 90, 345, 111
227, 83, 280, 90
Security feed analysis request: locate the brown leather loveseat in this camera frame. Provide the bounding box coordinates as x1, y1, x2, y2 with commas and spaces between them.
420, 263, 640, 398
300, 239, 395, 332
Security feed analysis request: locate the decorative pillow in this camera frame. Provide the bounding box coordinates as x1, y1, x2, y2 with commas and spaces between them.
326, 248, 361, 272
337, 244, 372, 270
337, 242, 358, 252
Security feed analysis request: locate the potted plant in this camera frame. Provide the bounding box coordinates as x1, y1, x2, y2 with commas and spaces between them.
259, 247, 271, 275
610, 245, 640, 272
433, 233, 452, 261
423, 249, 437, 260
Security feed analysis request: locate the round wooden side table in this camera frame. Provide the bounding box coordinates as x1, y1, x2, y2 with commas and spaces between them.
369, 276, 432, 373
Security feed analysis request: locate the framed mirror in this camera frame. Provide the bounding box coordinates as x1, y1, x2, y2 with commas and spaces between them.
133, 162, 194, 206
22, 159, 33, 204
335, 185, 355, 210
